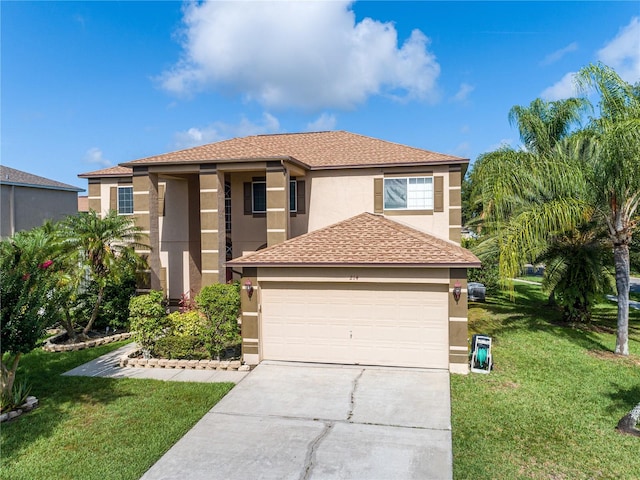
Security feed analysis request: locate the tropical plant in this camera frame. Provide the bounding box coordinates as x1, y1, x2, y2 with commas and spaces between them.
573, 63, 640, 354
59, 210, 148, 337
471, 63, 640, 353
0, 227, 58, 410
537, 227, 614, 322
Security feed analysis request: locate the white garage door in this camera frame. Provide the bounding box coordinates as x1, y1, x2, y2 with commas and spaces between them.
260, 282, 449, 369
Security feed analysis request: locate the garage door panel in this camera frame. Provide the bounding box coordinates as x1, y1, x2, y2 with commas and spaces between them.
260, 282, 448, 369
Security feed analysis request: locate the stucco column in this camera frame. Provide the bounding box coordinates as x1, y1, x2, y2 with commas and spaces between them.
448, 268, 469, 374
266, 162, 290, 247
199, 166, 226, 285
449, 167, 462, 244
239, 268, 259, 366
87, 179, 102, 214
133, 169, 161, 291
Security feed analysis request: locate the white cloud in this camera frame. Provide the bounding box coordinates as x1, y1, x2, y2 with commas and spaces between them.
597, 17, 640, 83
306, 113, 337, 132
452, 83, 474, 102
174, 113, 281, 149
83, 147, 111, 167
540, 71, 578, 101
460, 124, 470, 134
159, 1, 440, 110
540, 42, 578, 66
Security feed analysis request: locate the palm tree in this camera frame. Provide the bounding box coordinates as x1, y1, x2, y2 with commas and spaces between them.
470, 63, 640, 351
59, 210, 148, 337
508, 97, 588, 158
574, 63, 640, 355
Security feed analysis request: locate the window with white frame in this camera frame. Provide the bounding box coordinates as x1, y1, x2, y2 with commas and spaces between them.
118, 186, 134, 215
384, 177, 433, 210
251, 180, 297, 213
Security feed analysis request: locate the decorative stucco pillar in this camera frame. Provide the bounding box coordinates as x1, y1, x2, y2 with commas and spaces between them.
87, 179, 102, 214
199, 166, 226, 286
133, 169, 161, 291
239, 268, 259, 366
449, 268, 469, 374
266, 162, 290, 247
449, 167, 462, 245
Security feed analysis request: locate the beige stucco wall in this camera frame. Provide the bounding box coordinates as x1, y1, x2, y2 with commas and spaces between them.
159, 178, 189, 299
306, 166, 452, 241
256, 266, 451, 285
230, 172, 267, 256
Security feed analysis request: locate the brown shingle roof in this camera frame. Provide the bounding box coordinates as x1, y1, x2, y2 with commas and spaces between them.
228, 213, 480, 267
78, 165, 133, 178
0, 165, 83, 192
120, 131, 466, 169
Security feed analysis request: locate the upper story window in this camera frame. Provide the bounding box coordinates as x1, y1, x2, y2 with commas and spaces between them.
384, 177, 433, 210
252, 181, 267, 213
118, 186, 134, 215
251, 180, 298, 213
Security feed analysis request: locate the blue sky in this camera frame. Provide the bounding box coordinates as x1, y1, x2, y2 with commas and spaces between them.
3, 1, 639, 191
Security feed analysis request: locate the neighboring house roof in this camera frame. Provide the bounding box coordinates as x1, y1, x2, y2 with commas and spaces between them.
0, 165, 83, 192
228, 213, 480, 268
77, 165, 133, 178
77, 131, 464, 175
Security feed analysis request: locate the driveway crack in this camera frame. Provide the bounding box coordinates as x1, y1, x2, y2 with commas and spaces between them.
300, 422, 332, 480
347, 369, 365, 421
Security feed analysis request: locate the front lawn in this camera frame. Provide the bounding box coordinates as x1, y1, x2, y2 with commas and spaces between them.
452, 284, 640, 479
1, 342, 233, 480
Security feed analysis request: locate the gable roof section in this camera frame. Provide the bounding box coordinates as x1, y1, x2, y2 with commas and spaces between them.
228, 213, 480, 268
1, 165, 83, 192
119, 131, 466, 170
78, 165, 133, 178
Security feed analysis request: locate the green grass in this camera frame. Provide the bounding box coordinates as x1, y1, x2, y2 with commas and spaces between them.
514, 275, 544, 284
452, 284, 640, 479
1, 342, 234, 480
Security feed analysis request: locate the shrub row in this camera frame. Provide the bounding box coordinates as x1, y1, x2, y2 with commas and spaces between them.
129, 283, 241, 361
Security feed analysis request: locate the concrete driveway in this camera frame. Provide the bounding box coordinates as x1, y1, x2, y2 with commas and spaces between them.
141, 361, 452, 480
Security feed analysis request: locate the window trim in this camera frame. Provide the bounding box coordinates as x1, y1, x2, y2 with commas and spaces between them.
383, 176, 434, 211
117, 186, 134, 215
251, 180, 267, 214
251, 179, 298, 214
289, 179, 297, 213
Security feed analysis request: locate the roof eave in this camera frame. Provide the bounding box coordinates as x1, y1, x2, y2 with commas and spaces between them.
226, 261, 482, 268
120, 155, 311, 171
1, 181, 84, 192
307, 158, 470, 171
78, 172, 132, 179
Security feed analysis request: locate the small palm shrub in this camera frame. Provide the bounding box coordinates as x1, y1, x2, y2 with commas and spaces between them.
0, 380, 32, 413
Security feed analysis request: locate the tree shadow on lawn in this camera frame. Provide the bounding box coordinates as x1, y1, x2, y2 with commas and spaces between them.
470, 285, 640, 354
606, 383, 640, 417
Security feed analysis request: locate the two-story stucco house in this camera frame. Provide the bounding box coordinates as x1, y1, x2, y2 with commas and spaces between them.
79, 131, 480, 373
